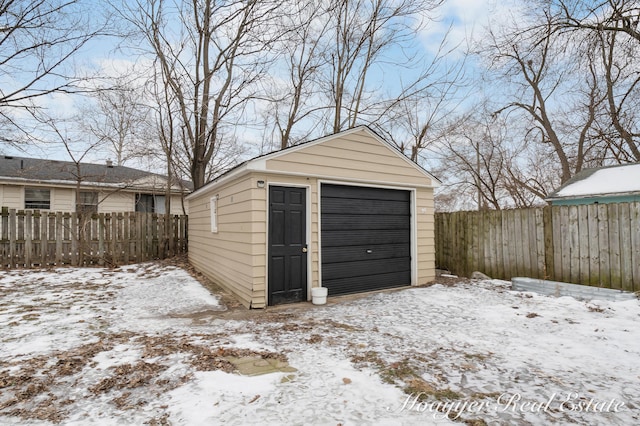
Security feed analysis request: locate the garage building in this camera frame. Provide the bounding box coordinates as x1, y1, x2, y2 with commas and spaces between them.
186, 126, 440, 308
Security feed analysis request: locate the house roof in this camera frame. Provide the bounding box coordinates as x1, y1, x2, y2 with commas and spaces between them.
0, 156, 192, 191
187, 126, 440, 200
546, 163, 640, 201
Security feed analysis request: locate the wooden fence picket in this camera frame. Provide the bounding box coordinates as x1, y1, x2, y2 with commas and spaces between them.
0, 209, 187, 268
435, 202, 640, 291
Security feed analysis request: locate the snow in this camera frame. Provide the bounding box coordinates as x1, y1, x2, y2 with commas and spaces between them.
1, 264, 639, 425
556, 163, 640, 197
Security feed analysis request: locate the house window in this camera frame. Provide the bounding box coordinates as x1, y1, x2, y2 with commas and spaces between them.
25, 188, 50, 209
77, 191, 98, 214
210, 196, 218, 233
135, 194, 166, 213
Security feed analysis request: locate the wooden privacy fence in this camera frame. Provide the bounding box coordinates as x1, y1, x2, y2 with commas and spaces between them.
435, 202, 640, 292
0, 208, 188, 268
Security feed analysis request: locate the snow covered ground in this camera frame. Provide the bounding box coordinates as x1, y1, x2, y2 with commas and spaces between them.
1, 263, 638, 425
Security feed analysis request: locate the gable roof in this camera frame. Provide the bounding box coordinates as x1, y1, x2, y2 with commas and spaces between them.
0, 156, 192, 191
546, 163, 640, 201
188, 126, 440, 199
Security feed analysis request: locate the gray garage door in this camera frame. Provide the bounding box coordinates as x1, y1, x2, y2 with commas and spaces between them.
320, 184, 411, 295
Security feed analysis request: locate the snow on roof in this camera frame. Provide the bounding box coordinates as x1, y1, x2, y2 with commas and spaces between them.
549, 163, 640, 199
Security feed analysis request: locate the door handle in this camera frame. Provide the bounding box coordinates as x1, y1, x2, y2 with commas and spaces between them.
302, 247, 308, 253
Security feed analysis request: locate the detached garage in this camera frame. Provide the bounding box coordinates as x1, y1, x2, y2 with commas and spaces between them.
186, 126, 440, 308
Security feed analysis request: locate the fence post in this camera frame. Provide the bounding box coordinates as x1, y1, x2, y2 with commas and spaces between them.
183, 215, 188, 253
9, 209, 16, 268
110, 213, 118, 266
54, 212, 62, 265
123, 212, 130, 264
136, 212, 143, 262
25, 210, 32, 268
97, 213, 105, 266
151, 213, 158, 259
542, 206, 554, 280
40, 212, 46, 266
631, 202, 640, 292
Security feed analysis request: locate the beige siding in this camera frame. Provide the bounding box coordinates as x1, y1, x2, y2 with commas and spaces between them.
99, 192, 186, 214
265, 129, 433, 187
189, 176, 262, 308
52, 188, 74, 211
416, 187, 436, 284
169, 195, 188, 215
99, 191, 134, 213
0, 185, 23, 209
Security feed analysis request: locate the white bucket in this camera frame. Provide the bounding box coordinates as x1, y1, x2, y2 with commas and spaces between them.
311, 287, 328, 305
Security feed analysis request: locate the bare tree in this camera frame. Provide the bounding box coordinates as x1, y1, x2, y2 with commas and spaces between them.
551, 0, 640, 42
0, 0, 108, 142
434, 111, 511, 210
374, 28, 468, 163
434, 104, 565, 211
259, 0, 453, 153
79, 77, 149, 166
542, 0, 640, 160
31, 112, 106, 264
593, 28, 640, 161
487, 15, 603, 184
116, 0, 282, 189
260, 1, 329, 150
321, 0, 444, 133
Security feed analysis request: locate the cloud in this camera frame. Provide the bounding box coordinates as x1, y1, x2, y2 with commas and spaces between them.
418, 0, 521, 56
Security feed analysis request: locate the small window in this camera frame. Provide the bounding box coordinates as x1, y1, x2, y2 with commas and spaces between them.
210, 196, 218, 233
155, 195, 166, 214
135, 194, 166, 213
77, 191, 98, 214
25, 188, 50, 210
135, 194, 153, 212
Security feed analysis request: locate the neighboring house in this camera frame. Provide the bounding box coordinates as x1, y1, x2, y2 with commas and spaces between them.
187, 126, 440, 309
0, 156, 189, 214
546, 163, 640, 206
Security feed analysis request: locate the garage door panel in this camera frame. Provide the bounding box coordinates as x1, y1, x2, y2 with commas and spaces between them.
322, 214, 410, 230
321, 184, 412, 296
322, 244, 410, 263
321, 198, 409, 215
323, 257, 410, 280
323, 270, 412, 295
321, 229, 410, 247
322, 185, 410, 201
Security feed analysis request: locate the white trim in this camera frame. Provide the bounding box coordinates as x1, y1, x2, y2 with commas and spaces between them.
248, 158, 267, 171
410, 188, 418, 286
317, 179, 418, 291
0, 177, 185, 194
256, 169, 436, 189
546, 191, 640, 202
186, 164, 251, 200
265, 182, 312, 305
210, 196, 218, 233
